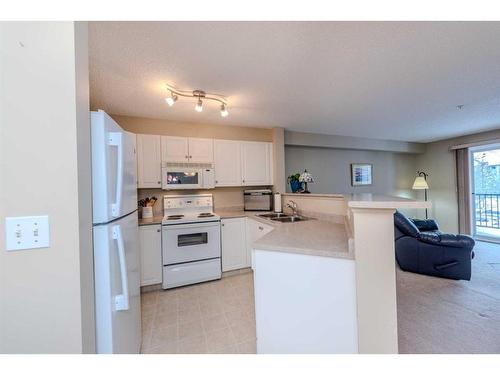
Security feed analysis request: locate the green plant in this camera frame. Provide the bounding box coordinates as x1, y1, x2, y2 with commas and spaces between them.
287, 173, 301, 183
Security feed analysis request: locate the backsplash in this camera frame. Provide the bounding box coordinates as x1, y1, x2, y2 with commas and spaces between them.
137, 186, 271, 217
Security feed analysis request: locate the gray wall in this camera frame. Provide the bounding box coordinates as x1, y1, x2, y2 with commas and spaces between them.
285, 145, 418, 198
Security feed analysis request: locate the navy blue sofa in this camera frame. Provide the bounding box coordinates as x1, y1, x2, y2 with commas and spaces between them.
394, 211, 475, 281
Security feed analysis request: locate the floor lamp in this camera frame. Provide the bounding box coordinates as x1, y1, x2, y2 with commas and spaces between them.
412, 171, 429, 219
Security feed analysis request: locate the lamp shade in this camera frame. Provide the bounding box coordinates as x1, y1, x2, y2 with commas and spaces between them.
299, 170, 314, 183
412, 176, 429, 190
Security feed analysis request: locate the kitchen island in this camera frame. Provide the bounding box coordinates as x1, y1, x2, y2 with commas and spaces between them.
252, 193, 431, 354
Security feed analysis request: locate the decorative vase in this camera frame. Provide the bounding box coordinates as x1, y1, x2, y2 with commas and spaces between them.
290, 180, 302, 193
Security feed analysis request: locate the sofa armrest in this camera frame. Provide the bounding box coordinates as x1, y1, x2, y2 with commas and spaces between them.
411, 218, 439, 232
418, 232, 475, 249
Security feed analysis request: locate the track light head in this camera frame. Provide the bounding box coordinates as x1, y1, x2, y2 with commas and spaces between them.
220, 104, 228, 117
165, 93, 178, 106
195, 98, 203, 112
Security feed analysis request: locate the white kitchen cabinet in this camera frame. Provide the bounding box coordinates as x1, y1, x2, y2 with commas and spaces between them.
188, 137, 214, 163
161, 136, 189, 163
139, 224, 163, 286
246, 218, 273, 268
161, 136, 213, 164
214, 139, 242, 186
241, 141, 273, 186
221, 217, 248, 272
137, 134, 162, 188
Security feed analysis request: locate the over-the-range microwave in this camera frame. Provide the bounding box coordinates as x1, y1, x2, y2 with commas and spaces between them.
161, 163, 215, 190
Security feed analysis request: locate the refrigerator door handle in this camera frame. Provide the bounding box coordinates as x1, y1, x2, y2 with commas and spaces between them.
108, 132, 123, 217
112, 224, 130, 311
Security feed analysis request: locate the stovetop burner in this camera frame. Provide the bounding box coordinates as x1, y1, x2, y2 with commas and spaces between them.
167, 215, 184, 220
198, 213, 215, 218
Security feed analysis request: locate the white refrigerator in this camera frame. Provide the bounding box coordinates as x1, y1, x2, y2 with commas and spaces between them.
91, 110, 141, 354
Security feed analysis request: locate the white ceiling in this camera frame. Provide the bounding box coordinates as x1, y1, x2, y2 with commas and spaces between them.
89, 22, 500, 143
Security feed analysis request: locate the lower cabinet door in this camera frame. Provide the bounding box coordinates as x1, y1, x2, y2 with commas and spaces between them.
139, 224, 163, 286
221, 218, 248, 272
246, 219, 274, 269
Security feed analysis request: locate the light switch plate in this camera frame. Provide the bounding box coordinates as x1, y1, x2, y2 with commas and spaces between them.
5, 216, 50, 251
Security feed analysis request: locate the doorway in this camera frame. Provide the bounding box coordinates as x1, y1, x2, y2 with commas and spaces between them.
471, 144, 500, 242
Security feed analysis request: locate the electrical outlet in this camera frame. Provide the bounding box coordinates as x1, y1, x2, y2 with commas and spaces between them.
5, 216, 50, 251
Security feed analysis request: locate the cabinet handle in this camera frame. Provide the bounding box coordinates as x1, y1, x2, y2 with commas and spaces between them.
189, 155, 192, 159
157, 229, 161, 233
215, 180, 218, 184
185, 155, 189, 159
258, 226, 264, 230
221, 223, 225, 227
157, 181, 161, 184
242, 179, 245, 183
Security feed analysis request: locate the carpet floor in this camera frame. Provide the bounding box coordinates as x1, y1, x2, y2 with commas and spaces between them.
397, 240, 500, 353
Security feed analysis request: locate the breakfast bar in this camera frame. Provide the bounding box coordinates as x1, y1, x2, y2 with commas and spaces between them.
251, 193, 431, 354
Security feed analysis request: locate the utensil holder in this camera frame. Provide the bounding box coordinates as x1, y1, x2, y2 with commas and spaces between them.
142, 206, 153, 219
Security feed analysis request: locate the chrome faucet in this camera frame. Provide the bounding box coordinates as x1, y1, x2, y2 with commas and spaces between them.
287, 200, 298, 216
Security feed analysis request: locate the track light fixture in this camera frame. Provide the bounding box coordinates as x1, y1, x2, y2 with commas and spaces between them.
165, 84, 228, 117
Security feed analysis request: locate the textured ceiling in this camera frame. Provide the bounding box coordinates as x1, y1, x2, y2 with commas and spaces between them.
89, 21, 500, 143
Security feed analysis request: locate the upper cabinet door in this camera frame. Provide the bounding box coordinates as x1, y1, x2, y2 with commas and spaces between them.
161, 136, 189, 163
188, 138, 214, 163
214, 139, 242, 186
137, 134, 162, 188
241, 141, 272, 186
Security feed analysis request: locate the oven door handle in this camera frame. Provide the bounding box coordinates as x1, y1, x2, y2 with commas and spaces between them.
163, 221, 220, 231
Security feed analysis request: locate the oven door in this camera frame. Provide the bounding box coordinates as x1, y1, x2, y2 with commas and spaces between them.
162, 221, 221, 265
162, 168, 203, 190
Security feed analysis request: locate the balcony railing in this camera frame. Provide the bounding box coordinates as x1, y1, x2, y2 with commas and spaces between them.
475, 193, 500, 229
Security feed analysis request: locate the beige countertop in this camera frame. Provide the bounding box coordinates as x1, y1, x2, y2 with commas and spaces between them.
216, 208, 352, 260
138, 208, 352, 260
138, 216, 163, 226
282, 192, 431, 209
282, 193, 344, 199
215, 208, 253, 219
343, 193, 432, 209
252, 219, 352, 259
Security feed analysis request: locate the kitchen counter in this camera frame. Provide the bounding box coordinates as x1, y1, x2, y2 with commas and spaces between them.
282, 193, 344, 199
252, 219, 351, 259
344, 193, 432, 209
215, 208, 252, 219
138, 216, 163, 226
283, 192, 430, 209
137, 210, 271, 225
216, 207, 352, 260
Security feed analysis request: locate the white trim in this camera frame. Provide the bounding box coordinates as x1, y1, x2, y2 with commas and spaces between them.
474, 235, 500, 244
449, 138, 500, 150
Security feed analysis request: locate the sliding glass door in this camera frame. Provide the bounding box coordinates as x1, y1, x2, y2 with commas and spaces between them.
471, 144, 500, 241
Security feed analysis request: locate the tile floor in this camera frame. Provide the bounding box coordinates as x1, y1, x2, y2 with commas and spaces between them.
140, 271, 256, 354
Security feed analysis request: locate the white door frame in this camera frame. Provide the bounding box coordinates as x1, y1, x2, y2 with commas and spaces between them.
469, 143, 500, 244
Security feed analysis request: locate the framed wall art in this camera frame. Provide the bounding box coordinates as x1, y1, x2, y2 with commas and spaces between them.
351, 163, 373, 186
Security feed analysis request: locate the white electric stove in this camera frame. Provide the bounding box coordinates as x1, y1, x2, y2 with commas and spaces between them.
161, 194, 221, 289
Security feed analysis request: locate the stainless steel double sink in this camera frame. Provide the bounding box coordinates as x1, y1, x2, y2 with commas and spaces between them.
257, 212, 310, 223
